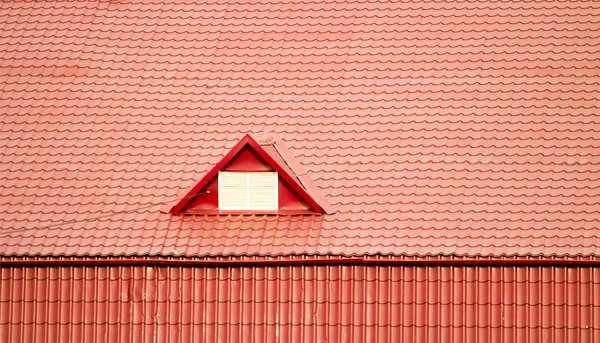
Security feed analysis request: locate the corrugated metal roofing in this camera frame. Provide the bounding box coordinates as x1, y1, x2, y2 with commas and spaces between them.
1, 258, 599, 342
1, 0, 600, 257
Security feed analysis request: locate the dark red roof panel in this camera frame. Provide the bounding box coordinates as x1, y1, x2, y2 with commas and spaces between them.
2, 260, 599, 342
1, 0, 600, 257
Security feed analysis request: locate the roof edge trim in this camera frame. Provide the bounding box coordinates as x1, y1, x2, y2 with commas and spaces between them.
3, 257, 599, 267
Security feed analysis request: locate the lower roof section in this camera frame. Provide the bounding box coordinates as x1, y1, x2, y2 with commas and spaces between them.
2, 256, 599, 343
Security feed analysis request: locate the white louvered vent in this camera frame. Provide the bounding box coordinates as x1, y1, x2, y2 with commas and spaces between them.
218, 172, 278, 210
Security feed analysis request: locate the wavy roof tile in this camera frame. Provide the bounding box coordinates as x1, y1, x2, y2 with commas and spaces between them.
1, 0, 599, 257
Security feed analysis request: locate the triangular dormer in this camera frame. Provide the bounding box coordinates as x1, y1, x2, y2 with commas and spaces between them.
170, 133, 333, 214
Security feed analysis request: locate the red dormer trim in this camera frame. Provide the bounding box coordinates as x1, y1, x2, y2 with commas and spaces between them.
170, 134, 332, 214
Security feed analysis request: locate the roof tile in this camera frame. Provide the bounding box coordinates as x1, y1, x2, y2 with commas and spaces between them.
1, 0, 600, 257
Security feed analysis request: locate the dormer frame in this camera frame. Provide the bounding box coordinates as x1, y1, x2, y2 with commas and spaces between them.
169, 134, 332, 215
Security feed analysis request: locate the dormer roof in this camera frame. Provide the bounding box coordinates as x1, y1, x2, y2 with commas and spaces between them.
169, 134, 333, 215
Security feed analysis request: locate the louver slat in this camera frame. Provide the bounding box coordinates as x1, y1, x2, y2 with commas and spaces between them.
248, 172, 278, 210
219, 172, 248, 210
219, 172, 278, 210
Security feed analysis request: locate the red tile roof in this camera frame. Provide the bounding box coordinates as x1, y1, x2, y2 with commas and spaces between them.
1, 0, 599, 257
